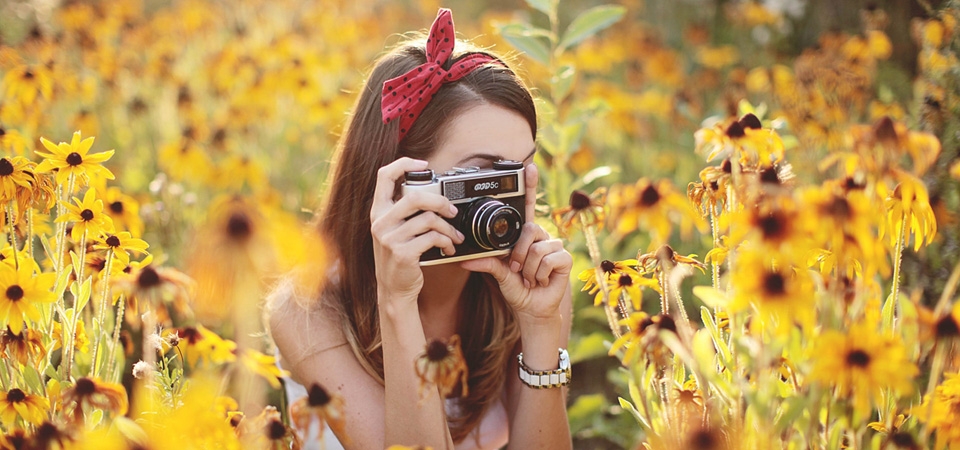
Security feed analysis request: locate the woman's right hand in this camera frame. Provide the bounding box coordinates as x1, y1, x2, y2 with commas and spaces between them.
370, 157, 465, 304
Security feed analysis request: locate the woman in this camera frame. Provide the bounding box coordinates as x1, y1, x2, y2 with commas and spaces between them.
268, 8, 573, 449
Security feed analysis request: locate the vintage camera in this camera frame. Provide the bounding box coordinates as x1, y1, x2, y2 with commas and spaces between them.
402, 160, 526, 266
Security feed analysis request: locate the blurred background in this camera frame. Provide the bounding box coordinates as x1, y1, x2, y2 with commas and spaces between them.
1, 0, 955, 448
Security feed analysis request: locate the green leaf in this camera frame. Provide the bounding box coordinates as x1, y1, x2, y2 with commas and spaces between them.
567, 393, 606, 435
774, 396, 809, 433
557, 5, 626, 53
550, 64, 576, 104
693, 286, 730, 309
22, 364, 43, 393
617, 397, 649, 428
525, 0, 555, 16
498, 23, 552, 65
569, 331, 610, 363
881, 292, 896, 331
75, 276, 93, 313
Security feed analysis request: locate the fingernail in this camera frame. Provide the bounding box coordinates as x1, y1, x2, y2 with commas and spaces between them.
449, 205, 458, 216
510, 261, 521, 273
456, 230, 465, 241
523, 279, 531, 289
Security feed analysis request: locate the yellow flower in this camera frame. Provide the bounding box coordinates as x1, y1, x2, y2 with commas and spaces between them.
2, 65, 53, 106
0, 264, 56, 335
695, 45, 739, 69
165, 324, 237, 367
609, 178, 705, 245
550, 188, 606, 238
100, 187, 144, 237
883, 176, 937, 252
0, 126, 30, 156
0, 326, 46, 366
56, 188, 115, 241
601, 270, 659, 311
608, 313, 677, 365
241, 348, 289, 389
215, 154, 267, 191
238, 405, 302, 450
62, 377, 128, 425
289, 383, 348, 446
52, 319, 90, 354
0, 388, 49, 427
578, 259, 640, 296
135, 373, 241, 450
912, 373, 960, 449
158, 138, 212, 184
92, 231, 149, 267
951, 160, 960, 180
809, 322, 918, 416
35, 131, 115, 187
0, 157, 34, 204
695, 114, 785, 167
415, 335, 469, 399
730, 250, 815, 334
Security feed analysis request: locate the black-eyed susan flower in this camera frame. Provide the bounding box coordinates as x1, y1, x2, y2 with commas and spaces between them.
809, 322, 917, 416
578, 259, 640, 297
883, 177, 937, 252
158, 138, 212, 184
0, 326, 46, 366
164, 324, 237, 367
637, 244, 706, 276
730, 250, 815, 334
601, 270, 659, 311
62, 377, 128, 424
0, 263, 56, 335
56, 188, 115, 242
241, 349, 289, 389
35, 131, 115, 187
112, 257, 194, 328
911, 373, 960, 449
0, 387, 49, 427
101, 186, 144, 237
609, 312, 677, 366
289, 383, 347, 445
51, 319, 90, 355
414, 335, 468, 399
239, 405, 302, 450
551, 188, 607, 238
29, 421, 75, 449
0, 156, 33, 204
608, 178, 704, 244
0, 126, 29, 156
92, 231, 149, 267
2, 65, 53, 106
695, 113, 785, 167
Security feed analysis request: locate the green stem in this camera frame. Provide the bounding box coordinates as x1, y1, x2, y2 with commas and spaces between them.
658, 270, 669, 315
581, 214, 622, 338
63, 230, 87, 380
710, 211, 720, 291
884, 213, 908, 331
91, 248, 114, 378
105, 294, 127, 383
919, 344, 946, 443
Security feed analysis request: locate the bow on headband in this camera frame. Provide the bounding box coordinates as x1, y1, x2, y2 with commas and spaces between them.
381, 8, 501, 140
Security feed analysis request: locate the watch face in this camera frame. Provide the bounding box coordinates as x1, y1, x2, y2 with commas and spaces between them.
559, 348, 570, 370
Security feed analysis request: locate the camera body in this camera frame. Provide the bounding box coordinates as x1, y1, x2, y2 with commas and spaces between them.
401, 160, 526, 266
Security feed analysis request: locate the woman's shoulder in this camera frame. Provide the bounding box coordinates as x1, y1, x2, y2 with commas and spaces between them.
265, 274, 348, 371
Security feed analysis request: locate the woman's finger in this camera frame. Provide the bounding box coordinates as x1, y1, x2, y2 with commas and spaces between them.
521, 239, 563, 286
405, 230, 458, 260
393, 210, 464, 246
509, 222, 547, 274
370, 157, 429, 220
534, 250, 573, 287
524, 163, 539, 223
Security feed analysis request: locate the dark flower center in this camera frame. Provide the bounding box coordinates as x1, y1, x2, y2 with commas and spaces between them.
935, 316, 960, 339
137, 267, 161, 288
891, 431, 916, 448
226, 212, 252, 240
80, 209, 95, 221
35, 422, 62, 443
569, 190, 591, 210
600, 260, 616, 273
229, 414, 243, 428
307, 384, 331, 407
6, 285, 24, 301
721, 159, 733, 174
267, 420, 286, 440
689, 429, 719, 449
656, 314, 678, 333
873, 116, 897, 142
827, 197, 851, 219
109, 201, 124, 214
846, 349, 871, 368
725, 121, 745, 138
617, 274, 633, 287
757, 212, 786, 240
0, 127, 6, 137
763, 272, 786, 296
709, 180, 719, 191
66, 152, 83, 166
106, 235, 121, 247
639, 185, 661, 207
844, 177, 865, 190
426, 340, 450, 361
759, 166, 779, 184
739, 113, 762, 130
179, 327, 202, 344
0, 158, 14, 176
74, 377, 96, 396
23, 70, 34, 80
6, 388, 26, 403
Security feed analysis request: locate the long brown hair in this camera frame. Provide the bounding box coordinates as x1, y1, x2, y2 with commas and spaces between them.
316, 38, 534, 443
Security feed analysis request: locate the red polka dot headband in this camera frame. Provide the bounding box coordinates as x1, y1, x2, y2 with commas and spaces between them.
381, 8, 501, 140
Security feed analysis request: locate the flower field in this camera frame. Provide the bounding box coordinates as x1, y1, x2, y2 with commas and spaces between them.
1, 0, 960, 448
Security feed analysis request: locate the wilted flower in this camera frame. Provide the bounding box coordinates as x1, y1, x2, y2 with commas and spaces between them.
289, 383, 348, 445
551, 188, 607, 237
62, 377, 128, 424
415, 335, 468, 399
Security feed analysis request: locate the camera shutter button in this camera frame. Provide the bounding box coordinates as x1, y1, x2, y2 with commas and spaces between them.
493, 160, 523, 170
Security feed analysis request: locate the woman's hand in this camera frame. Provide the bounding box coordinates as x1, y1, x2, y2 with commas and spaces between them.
370, 158, 465, 303
459, 163, 572, 322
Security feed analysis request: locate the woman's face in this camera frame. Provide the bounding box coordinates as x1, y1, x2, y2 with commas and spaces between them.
427, 103, 536, 171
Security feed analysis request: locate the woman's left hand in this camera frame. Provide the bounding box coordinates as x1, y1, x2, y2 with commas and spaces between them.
459, 163, 572, 322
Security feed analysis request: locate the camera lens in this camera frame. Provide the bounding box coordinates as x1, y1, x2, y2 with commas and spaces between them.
465, 198, 522, 250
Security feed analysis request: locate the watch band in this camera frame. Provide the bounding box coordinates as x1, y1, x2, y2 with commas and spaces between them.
517, 348, 571, 389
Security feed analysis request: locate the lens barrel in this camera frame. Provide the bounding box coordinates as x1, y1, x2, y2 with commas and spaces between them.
464, 198, 522, 250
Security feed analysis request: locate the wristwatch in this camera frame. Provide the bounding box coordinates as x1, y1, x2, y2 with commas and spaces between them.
517, 348, 571, 389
